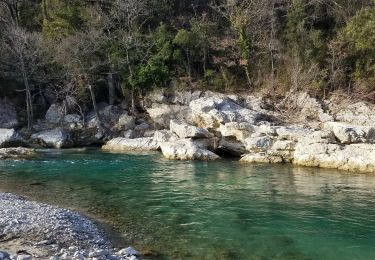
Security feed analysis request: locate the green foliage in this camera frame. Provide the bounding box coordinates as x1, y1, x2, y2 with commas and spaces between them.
132, 24, 175, 88
2, 0, 375, 111
42, 0, 85, 39
340, 6, 375, 89
284, 0, 325, 66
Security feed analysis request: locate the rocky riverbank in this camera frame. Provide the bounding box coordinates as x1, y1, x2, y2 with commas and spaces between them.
0, 193, 140, 260
0, 91, 375, 173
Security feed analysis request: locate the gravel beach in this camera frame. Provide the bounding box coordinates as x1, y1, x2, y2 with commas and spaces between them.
0, 193, 140, 260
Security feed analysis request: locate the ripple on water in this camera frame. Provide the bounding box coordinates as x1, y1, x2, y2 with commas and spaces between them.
0, 150, 375, 259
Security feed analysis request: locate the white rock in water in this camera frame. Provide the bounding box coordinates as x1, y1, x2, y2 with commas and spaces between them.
102, 137, 159, 151
240, 153, 283, 164
160, 141, 220, 161
293, 143, 375, 173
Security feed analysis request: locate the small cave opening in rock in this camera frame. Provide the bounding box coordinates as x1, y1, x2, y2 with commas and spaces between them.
214, 148, 243, 159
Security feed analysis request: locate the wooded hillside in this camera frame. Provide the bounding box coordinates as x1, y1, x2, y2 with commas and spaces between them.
1, 0, 375, 128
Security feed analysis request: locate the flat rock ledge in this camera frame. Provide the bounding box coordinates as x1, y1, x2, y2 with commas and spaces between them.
0, 193, 140, 260
102, 137, 159, 152
0, 148, 36, 160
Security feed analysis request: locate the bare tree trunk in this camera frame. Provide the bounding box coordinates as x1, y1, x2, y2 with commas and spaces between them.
269, 2, 275, 91
107, 73, 115, 105
131, 85, 136, 115
88, 84, 103, 130
244, 66, 252, 89
186, 48, 192, 84
20, 54, 33, 131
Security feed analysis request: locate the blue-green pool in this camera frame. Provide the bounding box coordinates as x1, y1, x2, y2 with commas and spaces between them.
0, 149, 375, 259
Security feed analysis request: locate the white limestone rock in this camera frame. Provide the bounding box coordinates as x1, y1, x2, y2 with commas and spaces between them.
170, 119, 212, 139
102, 137, 159, 151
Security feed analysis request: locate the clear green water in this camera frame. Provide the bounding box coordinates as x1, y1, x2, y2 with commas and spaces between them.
1, 149, 375, 259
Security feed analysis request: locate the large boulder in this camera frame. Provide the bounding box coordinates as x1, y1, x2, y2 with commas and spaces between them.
0, 99, 18, 128
146, 103, 192, 128
31, 128, 73, 148
219, 122, 254, 142
153, 130, 179, 143
323, 122, 375, 144
330, 101, 375, 126
102, 137, 159, 152
170, 119, 212, 139
116, 114, 136, 130
0, 147, 36, 160
244, 136, 274, 152
275, 126, 313, 141
0, 128, 20, 147
293, 143, 375, 173
160, 141, 220, 161
267, 140, 296, 162
189, 97, 264, 129
46, 103, 65, 123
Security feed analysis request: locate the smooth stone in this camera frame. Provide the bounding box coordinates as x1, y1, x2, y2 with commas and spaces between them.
118, 247, 139, 256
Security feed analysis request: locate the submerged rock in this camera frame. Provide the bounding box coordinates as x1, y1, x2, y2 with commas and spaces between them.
0, 147, 36, 159
102, 137, 159, 151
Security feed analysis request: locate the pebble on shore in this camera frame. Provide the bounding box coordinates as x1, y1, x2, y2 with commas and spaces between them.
0, 193, 139, 260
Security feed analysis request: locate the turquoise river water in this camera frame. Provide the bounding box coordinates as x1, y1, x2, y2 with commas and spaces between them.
0, 149, 375, 259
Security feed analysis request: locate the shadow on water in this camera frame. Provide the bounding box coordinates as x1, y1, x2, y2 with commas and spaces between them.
1, 149, 375, 259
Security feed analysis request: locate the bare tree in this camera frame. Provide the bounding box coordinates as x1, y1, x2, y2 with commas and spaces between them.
0, 0, 42, 130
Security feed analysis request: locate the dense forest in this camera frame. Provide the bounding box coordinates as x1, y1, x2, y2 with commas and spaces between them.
1, 0, 375, 129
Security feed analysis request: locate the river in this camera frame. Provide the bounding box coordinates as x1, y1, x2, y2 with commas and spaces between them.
0, 149, 375, 259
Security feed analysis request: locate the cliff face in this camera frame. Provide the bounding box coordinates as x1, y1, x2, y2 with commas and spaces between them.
1, 91, 375, 173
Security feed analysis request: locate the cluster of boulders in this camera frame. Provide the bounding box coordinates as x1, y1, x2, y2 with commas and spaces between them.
0, 90, 374, 173
0, 100, 154, 150
0, 193, 140, 260
101, 90, 375, 173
